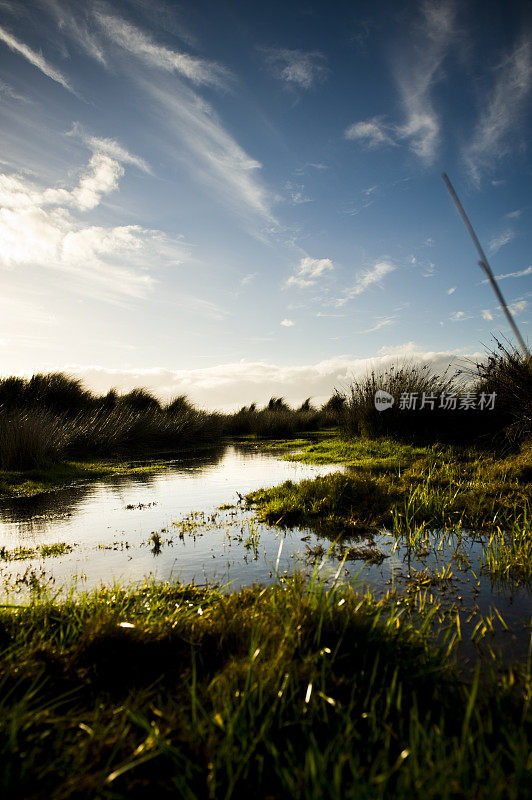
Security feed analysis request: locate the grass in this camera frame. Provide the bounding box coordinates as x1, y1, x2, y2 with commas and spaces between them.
287, 434, 428, 470
0, 573, 530, 799
0, 459, 168, 497
335, 344, 532, 448
0, 374, 342, 473
0, 542, 74, 560
247, 437, 532, 578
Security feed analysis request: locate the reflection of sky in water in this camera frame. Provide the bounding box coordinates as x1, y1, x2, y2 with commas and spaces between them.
0, 444, 530, 660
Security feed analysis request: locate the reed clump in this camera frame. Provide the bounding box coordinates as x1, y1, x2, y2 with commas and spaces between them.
0, 374, 224, 469
224, 395, 340, 438
337, 344, 532, 448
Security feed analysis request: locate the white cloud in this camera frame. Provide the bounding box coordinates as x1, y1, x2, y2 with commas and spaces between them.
0, 23, 74, 93
481, 309, 493, 321
344, 117, 395, 148
346, 1, 456, 163
447, 286, 456, 294
52, 10, 273, 227
0, 78, 30, 102
286, 256, 334, 288
56, 348, 478, 411
336, 260, 395, 306
393, 0, 456, 163
491, 266, 532, 281
450, 311, 468, 321
263, 47, 328, 89
507, 300, 528, 316
95, 11, 231, 88
0, 142, 186, 302
280, 318, 295, 327
465, 38, 532, 182
139, 80, 274, 226
80, 132, 150, 174
362, 316, 396, 333
488, 229, 515, 254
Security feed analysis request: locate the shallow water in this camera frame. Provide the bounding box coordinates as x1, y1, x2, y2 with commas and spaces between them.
0, 443, 530, 659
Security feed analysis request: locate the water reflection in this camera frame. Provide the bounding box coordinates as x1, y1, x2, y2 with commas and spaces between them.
0, 443, 227, 529
0, 443, 530, 663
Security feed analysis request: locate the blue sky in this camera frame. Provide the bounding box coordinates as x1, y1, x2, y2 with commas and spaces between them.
0, 0, 530, 407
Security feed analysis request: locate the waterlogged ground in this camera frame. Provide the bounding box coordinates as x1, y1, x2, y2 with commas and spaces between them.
0, 442, 531, 657
0, 444, 348, 593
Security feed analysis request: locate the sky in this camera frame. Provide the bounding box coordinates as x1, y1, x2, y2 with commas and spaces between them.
0, 0, 530, 409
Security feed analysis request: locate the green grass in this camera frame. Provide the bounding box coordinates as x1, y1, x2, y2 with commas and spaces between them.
0, 574, 530, 799
0, 459, 167, 497
248, 436, 532, 579
286, 435, 428, 470
0, 542, 74, 560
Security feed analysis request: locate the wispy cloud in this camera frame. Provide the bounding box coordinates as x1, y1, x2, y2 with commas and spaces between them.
481, 309, 493, 321
336, 260, 395, 306
286, 256, 333, 288
0, 77, 30, 102
489, 265, 532, 281
0, 23, 74, 93
488, 229, 515, 254
262, 47, 328, 89
345, 0, 456, 164
95, 11, 231, 88
281, 318, 295, 327
344, 117, 395, 148
68, 123, 151, 173
241, 273, 257, 286
450, 310, 472, 321
447, 286, 457, 294
362, 315, 396, 333
145, 80, 273, 225
393, 0, 456, 163
506, 209, 522, 219
284, 181, 313, 204
465, 37, 532, 182
507, 299, 528, 316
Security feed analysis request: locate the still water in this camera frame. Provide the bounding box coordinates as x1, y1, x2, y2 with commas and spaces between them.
0, 443, 530, 656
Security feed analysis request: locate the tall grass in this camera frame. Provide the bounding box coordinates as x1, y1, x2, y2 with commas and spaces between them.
0, 374, 224, 469
0, 574, 529, 798
338, 344, 532, 448
225, 395, 340, 438
469, 339, 532, 445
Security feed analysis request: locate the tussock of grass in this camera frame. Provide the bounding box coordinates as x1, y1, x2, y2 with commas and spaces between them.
248, 472, 391, 529
248, 439, 531, 537
335, 345, 532, 448
0, 576, 530, 798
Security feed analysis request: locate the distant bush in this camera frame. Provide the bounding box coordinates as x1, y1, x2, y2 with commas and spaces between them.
224, 394, 343, 438
0, 372, 226, 469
